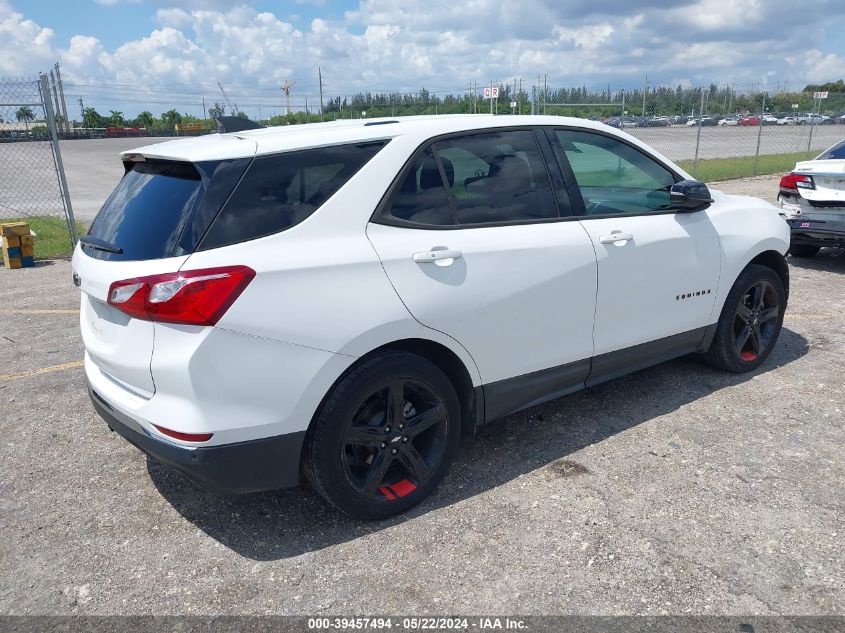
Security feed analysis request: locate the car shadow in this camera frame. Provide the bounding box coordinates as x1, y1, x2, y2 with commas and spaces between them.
786, 248, 845, 272
147, 327, 809, 561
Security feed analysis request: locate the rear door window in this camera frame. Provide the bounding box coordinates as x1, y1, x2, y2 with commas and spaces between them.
199, 141, 387, 250
384, 148, 455, 226
84, 159, 248, 261
433, 130, 558, 225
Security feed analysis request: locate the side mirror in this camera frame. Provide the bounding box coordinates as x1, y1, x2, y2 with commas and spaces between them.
670, 179, 714, 211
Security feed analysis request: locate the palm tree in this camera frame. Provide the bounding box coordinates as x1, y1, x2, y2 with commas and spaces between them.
161, 109, 182, 129
109, 110, 124, 126
136, 111, 154, 129
83, 107, 102, 129
15, 106, 35, 132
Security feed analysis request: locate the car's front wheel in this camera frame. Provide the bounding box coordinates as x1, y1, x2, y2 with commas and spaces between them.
703, 264, 786, 373
303, 352, 461, 519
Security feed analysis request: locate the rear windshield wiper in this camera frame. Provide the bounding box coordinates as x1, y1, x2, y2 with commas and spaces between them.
80, 235, 123, 254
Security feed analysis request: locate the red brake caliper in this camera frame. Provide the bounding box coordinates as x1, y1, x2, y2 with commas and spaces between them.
379, 479, 417, 500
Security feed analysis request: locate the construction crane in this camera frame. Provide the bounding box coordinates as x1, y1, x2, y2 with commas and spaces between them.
216, 81, 238, 116
281, 80, 296, 115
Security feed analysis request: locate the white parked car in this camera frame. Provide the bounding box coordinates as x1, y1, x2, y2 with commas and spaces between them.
718, 117, 739, 126
778, 138, 845, 257
797, 113, 829, 125
73, 115, 790, 519
776, 116, 797, 126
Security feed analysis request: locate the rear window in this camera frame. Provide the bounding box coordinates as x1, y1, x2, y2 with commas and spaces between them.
84, 159, 249, 261
198, 141, 387, 250
817, 140, 845, 160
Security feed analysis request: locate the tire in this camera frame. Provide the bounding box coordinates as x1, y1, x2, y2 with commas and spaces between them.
703, 264, 786, 373
303, 352, 461, 520
788, 244, 820, 258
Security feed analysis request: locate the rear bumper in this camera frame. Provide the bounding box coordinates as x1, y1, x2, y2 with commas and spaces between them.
786, 218, 845, 248
89, 385, 305, 494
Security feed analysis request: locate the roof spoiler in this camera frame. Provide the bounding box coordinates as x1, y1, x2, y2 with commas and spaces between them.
216, 116, 264, 133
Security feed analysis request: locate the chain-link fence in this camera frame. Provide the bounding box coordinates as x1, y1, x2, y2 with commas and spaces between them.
532, 83, 845, 181
0, 74, 77, 260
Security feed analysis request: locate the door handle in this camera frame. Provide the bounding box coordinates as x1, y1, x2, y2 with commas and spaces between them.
412, 249, 463, 264
599, 232, 634, 245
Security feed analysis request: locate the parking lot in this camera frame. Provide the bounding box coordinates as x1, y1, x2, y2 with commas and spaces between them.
1, 242, 843, 614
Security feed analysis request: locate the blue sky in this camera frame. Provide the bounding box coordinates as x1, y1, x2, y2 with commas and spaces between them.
3, 0, 844, 119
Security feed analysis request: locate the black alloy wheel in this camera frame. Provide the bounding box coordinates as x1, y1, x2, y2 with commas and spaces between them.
703, 264, 786, 374
733, 279, 780, 363
341, 378, 448, 501
304, 352, 461, 519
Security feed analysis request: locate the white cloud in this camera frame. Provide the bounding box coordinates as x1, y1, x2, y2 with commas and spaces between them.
0, 1, 56, 75
786, 50, 845, 83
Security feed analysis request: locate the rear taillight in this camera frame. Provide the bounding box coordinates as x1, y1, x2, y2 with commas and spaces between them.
152, 424, 213, 443
107, 265, 255, 326
779, 172, 814, 193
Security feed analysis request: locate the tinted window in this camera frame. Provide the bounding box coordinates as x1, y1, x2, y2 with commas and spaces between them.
84, 159, 248, 261
553, 130, 676, 215
385, 149, 455, 226
434, 130, 558, 224
817, 140, 845, 160
200, 141, 386, 250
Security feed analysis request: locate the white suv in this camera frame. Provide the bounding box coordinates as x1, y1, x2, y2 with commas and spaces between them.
73, 115, 790, 519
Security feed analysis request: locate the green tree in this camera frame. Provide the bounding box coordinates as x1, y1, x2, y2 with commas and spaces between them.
83, 107, 103, 128
161, 109, 182, 128
109, 110, 124, 125
135, 111, 155, 129
208, 102, 225, 119
15, 106, 35, 131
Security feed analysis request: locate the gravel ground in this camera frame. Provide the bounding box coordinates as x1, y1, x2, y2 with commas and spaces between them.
708, 175, 780, 204
0, 248, 843, 616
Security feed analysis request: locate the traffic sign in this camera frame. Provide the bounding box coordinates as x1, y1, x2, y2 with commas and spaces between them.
813, 91, 829, 99
483, 87, 500, 99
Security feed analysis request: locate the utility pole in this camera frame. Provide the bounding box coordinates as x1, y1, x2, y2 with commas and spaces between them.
78, 97, 84, 124
54, 62, 69, 132
490, 80, 494, 115
318, 67, 324, 122
642, 74, 648, 117
202, 96, 206, 121
518, 78, 522, 114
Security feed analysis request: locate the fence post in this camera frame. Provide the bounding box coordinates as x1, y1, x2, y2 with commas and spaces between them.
39, 73, 78, 247
807, 96, 819, 152
693, 90, 704, 178
753, 94, 766, 176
